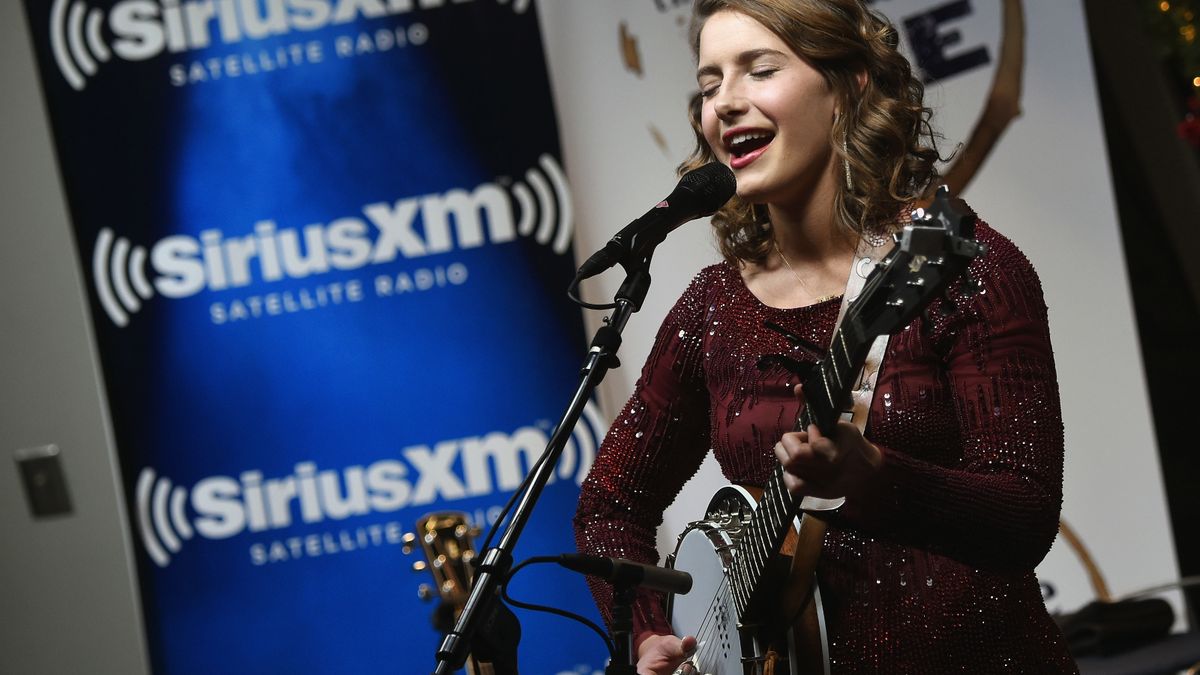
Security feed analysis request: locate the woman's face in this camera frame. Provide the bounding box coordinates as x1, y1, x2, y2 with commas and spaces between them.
697, 10, 839, 208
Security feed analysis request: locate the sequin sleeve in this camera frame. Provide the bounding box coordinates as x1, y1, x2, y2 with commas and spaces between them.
835, 223, 1065, 572
573, 270, 716, 640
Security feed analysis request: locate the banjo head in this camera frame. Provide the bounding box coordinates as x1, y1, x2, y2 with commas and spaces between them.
665, 485, 757, 674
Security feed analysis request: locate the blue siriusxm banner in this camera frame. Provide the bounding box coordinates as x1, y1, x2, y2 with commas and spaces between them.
22, 0, 608, 672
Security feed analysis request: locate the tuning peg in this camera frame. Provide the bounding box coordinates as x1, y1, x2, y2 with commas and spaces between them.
756, 353, 815, 378
401, 532, 417, 554
417, 584, 435, 601
762, 320, 824, 357
412, 560, 428, 573
959, 275, 983, 297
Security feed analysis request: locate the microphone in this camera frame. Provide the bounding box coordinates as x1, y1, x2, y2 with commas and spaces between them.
576, 162, 736, 278
557, 554, 693, 595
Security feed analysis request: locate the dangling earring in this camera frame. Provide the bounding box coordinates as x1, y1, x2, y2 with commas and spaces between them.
842, 131, 854, 192
753, 204, 770, 233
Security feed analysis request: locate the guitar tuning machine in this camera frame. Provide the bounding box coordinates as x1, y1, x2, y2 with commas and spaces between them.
756, 353, 814, 379
762, 319, 824, 355
417, 584, 435, 601
412, 560, 428, 573
922, 297, 958, 327
401, 532, 417, 555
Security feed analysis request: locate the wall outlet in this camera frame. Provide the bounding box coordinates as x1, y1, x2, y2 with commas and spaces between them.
14, 444, 73, 518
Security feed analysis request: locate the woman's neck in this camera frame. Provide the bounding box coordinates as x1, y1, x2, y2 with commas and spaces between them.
766, 193, 856, 266
738, 190, 858, 309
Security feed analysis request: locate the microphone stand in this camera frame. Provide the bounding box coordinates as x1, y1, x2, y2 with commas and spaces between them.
607, 585, 638, 675
433, 255, 655, 675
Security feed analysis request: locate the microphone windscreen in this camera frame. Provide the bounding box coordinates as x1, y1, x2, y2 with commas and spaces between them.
677, 162, 736, 215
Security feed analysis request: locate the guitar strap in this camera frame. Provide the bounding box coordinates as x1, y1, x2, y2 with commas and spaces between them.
780, 237, 893, 675
799, 235, 892, 514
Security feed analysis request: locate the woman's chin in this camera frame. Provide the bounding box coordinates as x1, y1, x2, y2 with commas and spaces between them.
734, 183, 774, 206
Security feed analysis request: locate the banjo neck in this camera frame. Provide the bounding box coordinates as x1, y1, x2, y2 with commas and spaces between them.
729, 317, 872, 622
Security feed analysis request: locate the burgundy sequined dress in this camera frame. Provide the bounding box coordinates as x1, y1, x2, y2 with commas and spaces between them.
573, 222, 1077, 672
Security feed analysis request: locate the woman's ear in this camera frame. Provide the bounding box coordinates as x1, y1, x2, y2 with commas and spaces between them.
835, 70, 869, 119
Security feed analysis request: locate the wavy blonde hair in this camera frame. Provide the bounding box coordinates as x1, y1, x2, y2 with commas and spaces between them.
683, 0, 942, 264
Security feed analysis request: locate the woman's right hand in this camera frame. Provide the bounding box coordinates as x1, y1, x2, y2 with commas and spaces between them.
636, 633, 697, 675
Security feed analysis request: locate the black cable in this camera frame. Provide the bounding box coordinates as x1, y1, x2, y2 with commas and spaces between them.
502, 555, 616, 659
478, 445, 550, 554
478, 275, 619, 554
568, 276, 618, 310
478, 376, 606, 555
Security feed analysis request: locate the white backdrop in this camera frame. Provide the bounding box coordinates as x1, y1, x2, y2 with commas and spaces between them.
538, 0, 1183, 626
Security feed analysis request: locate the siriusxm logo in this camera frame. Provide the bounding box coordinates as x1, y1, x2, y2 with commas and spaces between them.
135, 402, 604, 567
93, 154, 571, 326
49, 0, 531, 90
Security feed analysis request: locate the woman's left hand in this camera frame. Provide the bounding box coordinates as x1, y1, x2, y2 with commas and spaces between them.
773, 419, 883, 500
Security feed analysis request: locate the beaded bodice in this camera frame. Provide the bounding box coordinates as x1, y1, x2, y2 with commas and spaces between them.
573, 221, 1077, 672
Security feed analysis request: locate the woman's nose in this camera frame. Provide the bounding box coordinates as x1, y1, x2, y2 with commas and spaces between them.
713, 85, 747, 119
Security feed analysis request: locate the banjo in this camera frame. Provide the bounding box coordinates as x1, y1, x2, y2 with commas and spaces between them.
665, 188, 983, 675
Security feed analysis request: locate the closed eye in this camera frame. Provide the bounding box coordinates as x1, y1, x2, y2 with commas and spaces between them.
697, 72, 722, 98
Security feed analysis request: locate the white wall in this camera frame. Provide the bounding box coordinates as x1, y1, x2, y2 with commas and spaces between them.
0, 3, 149, 673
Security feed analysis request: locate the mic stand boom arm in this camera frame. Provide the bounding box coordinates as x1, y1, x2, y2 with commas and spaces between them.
433, 260, 654, 674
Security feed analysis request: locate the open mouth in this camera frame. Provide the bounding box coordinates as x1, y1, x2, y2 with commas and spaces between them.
724, 130, 773, 167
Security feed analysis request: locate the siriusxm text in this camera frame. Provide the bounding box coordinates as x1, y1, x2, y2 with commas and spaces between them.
189, 427, 552, 540
108, 0, 471, 60
151, 186, 515, 299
